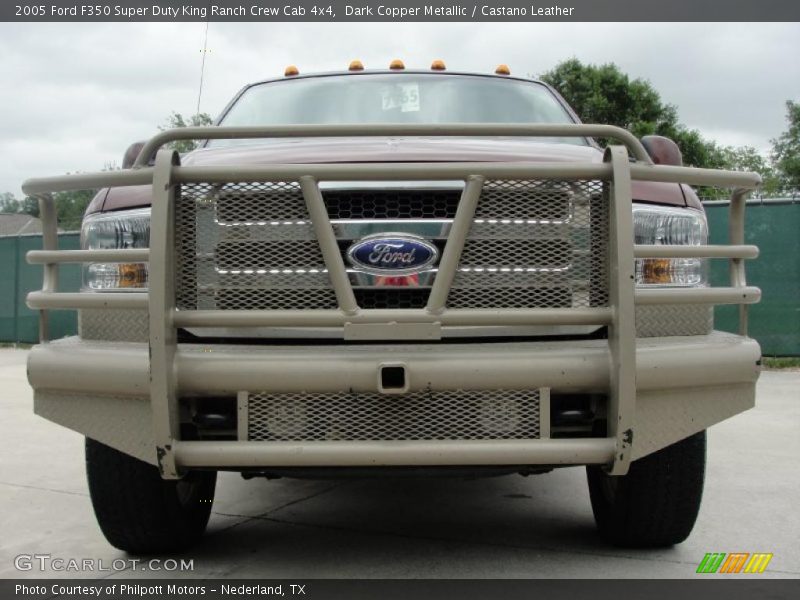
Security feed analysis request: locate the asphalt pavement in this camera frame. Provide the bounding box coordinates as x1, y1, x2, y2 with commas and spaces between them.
1, 347, 797, 579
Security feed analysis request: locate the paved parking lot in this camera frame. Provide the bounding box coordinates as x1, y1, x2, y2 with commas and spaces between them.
1, 347, 798, 579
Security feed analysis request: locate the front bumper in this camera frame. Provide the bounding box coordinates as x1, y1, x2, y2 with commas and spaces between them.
29, 331, 760, 471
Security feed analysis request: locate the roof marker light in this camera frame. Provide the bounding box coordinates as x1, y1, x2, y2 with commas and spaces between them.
284, 65, 299, 76
389, 59, 405, 70
431, 59, 446, 71
495, 64, 511, 75
349, 60, 364, 71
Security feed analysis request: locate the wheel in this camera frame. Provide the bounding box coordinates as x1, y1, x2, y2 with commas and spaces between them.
587, 430, 706, 548
85, 438, 216, 554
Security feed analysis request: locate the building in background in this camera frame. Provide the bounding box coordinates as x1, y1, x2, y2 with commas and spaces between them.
0, 213, 42, 236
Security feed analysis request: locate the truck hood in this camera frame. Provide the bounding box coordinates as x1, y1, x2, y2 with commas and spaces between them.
183, 137, 603, 166
96, 137, 692, 212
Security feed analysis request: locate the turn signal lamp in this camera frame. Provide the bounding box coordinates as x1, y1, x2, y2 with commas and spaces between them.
389, 59, 405, 70
638, 259, 675, 285
349, 60, 364, 71
495, 64, 511, 75
118, 263, 149, 288
284, 65, 299, 77
431, 59, 446, 71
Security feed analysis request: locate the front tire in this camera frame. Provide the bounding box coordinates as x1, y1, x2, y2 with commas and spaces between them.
85, 438, 216, 554
587, 431, 706, 548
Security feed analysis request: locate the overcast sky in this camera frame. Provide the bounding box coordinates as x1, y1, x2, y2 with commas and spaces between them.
1, 21, 798, 196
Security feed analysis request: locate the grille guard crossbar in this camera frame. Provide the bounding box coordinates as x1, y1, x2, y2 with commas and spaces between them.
22, 123, 761, 478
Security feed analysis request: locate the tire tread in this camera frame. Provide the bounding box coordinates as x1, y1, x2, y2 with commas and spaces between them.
587, 431, 706, 547
85, 438, 215, 554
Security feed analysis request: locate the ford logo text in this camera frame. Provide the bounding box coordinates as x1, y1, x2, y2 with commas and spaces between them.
346, 235, 439, 275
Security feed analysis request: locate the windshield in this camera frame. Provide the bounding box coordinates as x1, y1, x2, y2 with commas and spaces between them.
211, 73, 583, 146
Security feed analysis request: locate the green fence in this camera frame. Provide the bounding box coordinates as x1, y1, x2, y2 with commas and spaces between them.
1, 203, 798, 354
706, 199, 800, 356
0, 233, 81, 344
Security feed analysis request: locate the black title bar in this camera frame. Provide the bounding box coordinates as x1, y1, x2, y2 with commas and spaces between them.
4, 579, 800, 600
5, 0, 800, 22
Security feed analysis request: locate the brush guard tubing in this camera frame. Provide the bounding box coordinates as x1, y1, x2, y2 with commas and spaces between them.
22, 123, 761, 478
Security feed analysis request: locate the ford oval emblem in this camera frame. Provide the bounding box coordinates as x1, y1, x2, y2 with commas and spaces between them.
346, 234, 439, 275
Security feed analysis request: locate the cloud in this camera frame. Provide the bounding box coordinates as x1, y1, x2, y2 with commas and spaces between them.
1, 21, 798, 196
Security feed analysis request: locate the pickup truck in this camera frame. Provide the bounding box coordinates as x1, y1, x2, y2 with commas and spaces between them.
23, 62, 762, 553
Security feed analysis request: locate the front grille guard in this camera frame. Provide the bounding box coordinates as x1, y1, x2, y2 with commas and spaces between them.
23, 124, 761, 478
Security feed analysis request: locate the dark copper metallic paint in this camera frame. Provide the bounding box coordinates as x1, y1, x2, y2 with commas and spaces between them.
92, 137, 688, 214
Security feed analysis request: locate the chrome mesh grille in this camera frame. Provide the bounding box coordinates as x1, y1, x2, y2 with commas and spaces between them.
215, 181, 308, 221
448, 179, 608, 309
216, 240, 326, 270
447, 287, 571, 310
459, 238, 573, 267
216, 288, 338, 311
175, 179, 609, 313
474, 180, 573, 220
246, 389, 541, 442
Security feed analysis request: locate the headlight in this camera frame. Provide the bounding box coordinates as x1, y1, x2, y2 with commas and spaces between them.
81, 208, 150, 291
633, 204, 708, 287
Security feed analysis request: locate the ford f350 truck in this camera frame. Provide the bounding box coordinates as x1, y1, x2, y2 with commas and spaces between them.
23, 63, 762, 553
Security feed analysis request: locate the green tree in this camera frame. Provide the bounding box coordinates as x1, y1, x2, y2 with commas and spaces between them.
771, 100, 800, 194
719, 145, 782, 196
669, 129, 730, 169
540, 59, 727, 168
20, 195, 40, 217
2, 111, 213, 231
0, 192, 40, 217
540, 58, 679, 138
160, 111, 214, 153
690, 143, 781, 200
539, 59, 795, 198
0, 191, 21, 213
25, 163, 121, 230
2, 185, 99, 230
51, 189, 97, 231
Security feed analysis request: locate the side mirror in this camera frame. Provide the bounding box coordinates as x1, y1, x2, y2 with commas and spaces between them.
641, 135, 683, 166
122, 141, 146, 169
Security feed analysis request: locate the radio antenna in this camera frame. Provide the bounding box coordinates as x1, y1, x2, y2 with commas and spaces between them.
196, 21, 210, 116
